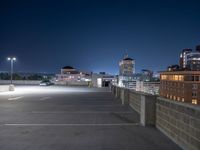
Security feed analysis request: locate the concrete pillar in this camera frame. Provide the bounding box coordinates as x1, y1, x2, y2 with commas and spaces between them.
9, 84, 15, 91
140, 94, 157, 126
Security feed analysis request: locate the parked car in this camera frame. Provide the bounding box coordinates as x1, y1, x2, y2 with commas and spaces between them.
39, 80, 54, 86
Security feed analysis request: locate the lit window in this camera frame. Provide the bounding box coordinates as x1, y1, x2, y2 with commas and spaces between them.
173, 96, 176, 100
182, 98, 184, 102
178, 75, 184, 81
192, 99, 197, 105
177, 97, 180, 101
174, 75, 179, 81
161, 75, 167, 80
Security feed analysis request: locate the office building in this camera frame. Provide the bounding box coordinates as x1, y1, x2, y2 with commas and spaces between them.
119, 54, 135, 76
179, 46, 200, 70
179, 49, 192, 69
160, 71, 200, 105
56, 66, 91, 85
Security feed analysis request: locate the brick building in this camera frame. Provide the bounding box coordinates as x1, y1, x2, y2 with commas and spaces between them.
160, 71, 200, 105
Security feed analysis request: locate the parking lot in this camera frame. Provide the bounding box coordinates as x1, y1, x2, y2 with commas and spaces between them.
0, 86, 180, 150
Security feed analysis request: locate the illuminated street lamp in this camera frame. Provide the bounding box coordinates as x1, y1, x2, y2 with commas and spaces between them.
7, 57, 16, 84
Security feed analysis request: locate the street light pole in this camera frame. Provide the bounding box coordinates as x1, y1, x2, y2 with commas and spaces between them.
7, 57, 16, 85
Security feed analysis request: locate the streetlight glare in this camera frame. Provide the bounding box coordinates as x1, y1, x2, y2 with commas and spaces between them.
13, 57, 16, 61
7, 57, 11, 61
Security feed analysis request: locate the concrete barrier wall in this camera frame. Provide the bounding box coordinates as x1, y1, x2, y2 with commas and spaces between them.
111, 85, 200, 150
0, 85, 10, 92
0, 80, 40, 85
156, 97, 200, 150
55, 81, 89, 86
111, 85, 156, 126
129, 91, 141, 114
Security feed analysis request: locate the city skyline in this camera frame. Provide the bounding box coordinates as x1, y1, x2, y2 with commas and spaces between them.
1, 0, 200, 74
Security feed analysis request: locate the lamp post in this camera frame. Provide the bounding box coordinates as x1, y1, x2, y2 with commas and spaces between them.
7, 57, 16, 84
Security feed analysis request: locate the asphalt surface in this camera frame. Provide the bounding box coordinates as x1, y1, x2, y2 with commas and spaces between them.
0, 86, 181, 150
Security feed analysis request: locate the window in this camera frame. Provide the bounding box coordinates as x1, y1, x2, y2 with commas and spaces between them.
195, 76, 199, 81
192, 99, 197, 105
174, 75, 179, 81
178, 75, 184, 81
192, 84, 198, 89
173, 96, 176, 100
182, 98, 184, 102
177, 97, 180, 101
192, 76, 195, 81
192, 91, 197, 97
161, 75, 167, 80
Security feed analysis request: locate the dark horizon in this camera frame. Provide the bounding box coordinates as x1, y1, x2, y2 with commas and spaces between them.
0, 0, 200, 74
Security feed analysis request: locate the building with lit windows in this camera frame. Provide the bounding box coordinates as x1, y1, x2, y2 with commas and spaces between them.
160, 71, 200, 105
56, 66, 91, 85
118, 54, 135, 88
179, 48, 192, 69
119, 54, 135, 76
179, 45, 200, 70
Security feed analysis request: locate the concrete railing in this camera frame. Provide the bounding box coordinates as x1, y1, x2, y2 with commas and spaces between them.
111, 85, 200, 150
111, 85, 156, 126
0, 85, 10, 92
0, 85, 14, 92
0, 80, 41, 85
55, 81, 89, 86
156, 97, 200, 150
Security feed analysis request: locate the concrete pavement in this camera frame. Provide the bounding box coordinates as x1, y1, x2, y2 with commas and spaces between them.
0, 86, 181, 150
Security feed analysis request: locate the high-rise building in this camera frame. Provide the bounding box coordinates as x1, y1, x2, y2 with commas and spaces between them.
185, 52, 200, 71
179, 48, 192, 69
179, 46, 200, 70
119, 54, 135, 76
118, 54, 135, 88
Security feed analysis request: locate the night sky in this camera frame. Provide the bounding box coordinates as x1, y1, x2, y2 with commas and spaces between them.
0, 0, 200, 74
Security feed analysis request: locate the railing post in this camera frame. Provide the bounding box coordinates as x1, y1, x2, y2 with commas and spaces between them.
140, 95, 157, 126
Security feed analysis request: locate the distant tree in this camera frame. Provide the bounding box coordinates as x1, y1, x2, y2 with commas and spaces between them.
27, 74, 43, 80
0, 73, 10, 80
13, 73, 22, 80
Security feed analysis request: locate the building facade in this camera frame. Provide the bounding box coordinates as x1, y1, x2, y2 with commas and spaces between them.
118, 54, 135, 88
185, 52, 200, 71
160, 71, 200, 105
56, 66, 91, 85
179, 45, 200, 70
179, 48, 192, 69
119, 54, 135, 76
91, 72, 115, 87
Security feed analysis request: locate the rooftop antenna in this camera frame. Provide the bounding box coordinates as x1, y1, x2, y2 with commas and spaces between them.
124, 49, 128, 58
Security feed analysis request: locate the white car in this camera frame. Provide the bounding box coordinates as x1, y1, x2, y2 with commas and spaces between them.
39, 81, 53, 86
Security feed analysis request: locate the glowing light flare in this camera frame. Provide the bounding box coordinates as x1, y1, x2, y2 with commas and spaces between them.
0, 86, 98, 96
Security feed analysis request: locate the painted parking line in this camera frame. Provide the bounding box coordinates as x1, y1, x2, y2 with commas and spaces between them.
39, 97, 52, 101
4, 123, 140, 126
8, 96, 23, 101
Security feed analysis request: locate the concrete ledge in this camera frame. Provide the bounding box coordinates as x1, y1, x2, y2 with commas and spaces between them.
0, 85, 15, 92
111, 85, 157, 126
157, 97, 200, 150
